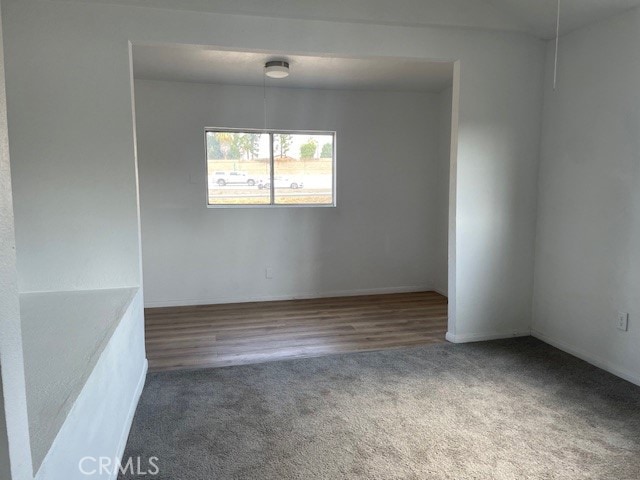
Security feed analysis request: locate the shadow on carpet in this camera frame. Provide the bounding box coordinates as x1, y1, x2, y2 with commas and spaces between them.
119, 337, 640, 479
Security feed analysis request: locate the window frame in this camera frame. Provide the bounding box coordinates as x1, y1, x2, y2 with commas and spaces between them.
204, 127, 337, 209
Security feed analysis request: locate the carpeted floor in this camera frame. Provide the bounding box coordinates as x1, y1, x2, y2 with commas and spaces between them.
120, 337, 640, 479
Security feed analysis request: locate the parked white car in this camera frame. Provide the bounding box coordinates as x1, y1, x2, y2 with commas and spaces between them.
210, 171, 257, 186
257, 176, 303, 189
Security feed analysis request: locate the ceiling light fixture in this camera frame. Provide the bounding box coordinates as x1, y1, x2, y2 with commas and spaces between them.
265, 60, 290, 79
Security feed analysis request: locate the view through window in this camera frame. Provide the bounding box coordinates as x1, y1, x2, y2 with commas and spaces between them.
206, 129, 335, 206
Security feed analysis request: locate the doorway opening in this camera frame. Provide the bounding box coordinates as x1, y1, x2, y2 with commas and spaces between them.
129, 45, 457, 371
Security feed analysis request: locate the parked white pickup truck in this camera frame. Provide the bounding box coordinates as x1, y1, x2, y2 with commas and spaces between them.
210, 171, 257, 186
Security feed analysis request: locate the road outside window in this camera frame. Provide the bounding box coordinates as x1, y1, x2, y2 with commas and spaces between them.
206, 129, 335, 207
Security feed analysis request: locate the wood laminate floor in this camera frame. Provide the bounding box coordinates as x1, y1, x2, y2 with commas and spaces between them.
145, 291, 448, 372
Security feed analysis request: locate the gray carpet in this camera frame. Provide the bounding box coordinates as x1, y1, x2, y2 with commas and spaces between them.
120, 338, 640, 479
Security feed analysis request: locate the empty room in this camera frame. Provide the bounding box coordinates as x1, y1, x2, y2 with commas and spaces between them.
133, 47, 452, 370
0, 1, 638, 479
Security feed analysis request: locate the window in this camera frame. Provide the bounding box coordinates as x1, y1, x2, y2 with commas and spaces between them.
205, 129, 335, 207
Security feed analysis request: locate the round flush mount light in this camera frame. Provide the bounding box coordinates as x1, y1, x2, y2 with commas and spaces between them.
264, 60, 290, 79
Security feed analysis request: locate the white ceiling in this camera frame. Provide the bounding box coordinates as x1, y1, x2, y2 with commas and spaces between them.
132, 46, 455, 92
486, 0, 640, 38
66, 0, 640, 39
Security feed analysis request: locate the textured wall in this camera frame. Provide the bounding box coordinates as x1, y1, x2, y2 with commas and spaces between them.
533, 8, 640, 385
0, 2, 33, 477
33, 290, 147, 479
135, 80, 444, 307
20, 288, 138, 471
0, 373, 11, 480
434, 86, 453, 296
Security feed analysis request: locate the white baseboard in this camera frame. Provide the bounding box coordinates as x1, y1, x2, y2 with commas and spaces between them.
446, 330, 531, 343
112, 359, 148, 480
144, 285, 435, 308
531, 329, 640, 387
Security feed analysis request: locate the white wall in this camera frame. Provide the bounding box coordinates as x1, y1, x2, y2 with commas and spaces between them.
2, 2, 146, 475
135, 80, 444, 306
434, 86, 452, 296
0, 2, 33, 477
3, 0, 544, 362
0, 374, 11, 480
2, 6, 142, 293
62, 0, 535, 35
532, 8, 640, 385
20, 288, 139, 471
34, 291, 147, 480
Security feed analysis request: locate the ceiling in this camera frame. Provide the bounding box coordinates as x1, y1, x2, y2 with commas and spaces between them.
486, 0, 640, 38
67, 0, 640, 39
132, 46, 455, 92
